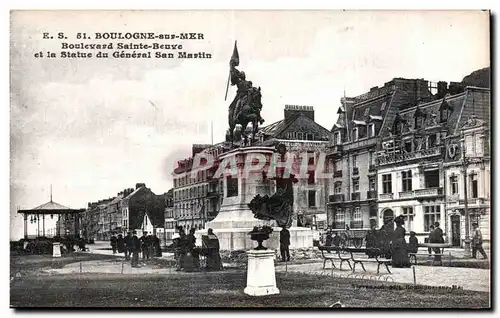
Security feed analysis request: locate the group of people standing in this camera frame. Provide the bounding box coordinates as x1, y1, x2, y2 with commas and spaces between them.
170, 226, 223, 272
110, 231, 162, 268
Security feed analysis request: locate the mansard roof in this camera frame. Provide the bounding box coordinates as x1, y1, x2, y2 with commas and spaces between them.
260, 112, 331, 141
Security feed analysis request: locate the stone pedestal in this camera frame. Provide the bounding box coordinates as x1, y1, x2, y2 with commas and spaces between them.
244, 249, 280, 296
52, 242, 61, 258
196, 146, 314, 251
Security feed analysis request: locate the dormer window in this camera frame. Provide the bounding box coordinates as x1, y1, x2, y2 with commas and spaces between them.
334, 131, 341, 144
439, 99, 453, 123
414, 107, 426, 129
369, 123, 375, 137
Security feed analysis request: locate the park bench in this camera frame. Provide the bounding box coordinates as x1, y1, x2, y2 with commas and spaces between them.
410, 243, 452, 266
317, 245, 352, 270
345, 248, 392, 274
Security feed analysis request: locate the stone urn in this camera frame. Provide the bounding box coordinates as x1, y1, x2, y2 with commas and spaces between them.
248, 226, 273, 250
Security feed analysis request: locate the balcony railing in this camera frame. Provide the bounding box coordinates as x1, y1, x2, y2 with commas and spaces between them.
414, 187, 443, 198
329, 194, 345, 203
350, 221, 364, 229
379, 193, 394, 200
367, 190, 377, 199
328, 144, 343, 157
207, 191, 220, 198
397, 187, 444, 199
353, 167, 359, 175
351, 192, 360, 201
333, 222, 345, 230
333, 170, 343, 178
378, 146, 442, 166
399, 190, 414, 199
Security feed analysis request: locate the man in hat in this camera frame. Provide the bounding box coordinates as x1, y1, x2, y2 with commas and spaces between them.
131, 231, 141, 268
279, 226, 291, 262
472, 222, 488, 259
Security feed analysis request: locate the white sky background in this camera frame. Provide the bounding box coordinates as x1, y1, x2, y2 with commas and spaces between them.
9, 10, 489, 240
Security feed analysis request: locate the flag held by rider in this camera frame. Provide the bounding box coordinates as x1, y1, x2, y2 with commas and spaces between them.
225, 41, 238, 100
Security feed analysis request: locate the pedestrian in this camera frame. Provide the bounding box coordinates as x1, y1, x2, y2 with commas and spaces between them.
325, 231, 333, 247
427, 225, 435, 256
153, 233, 162, 257
205, 228, 222, 271
125, 231, 133, 260
110, 233, 117, 254
131, 231, 141, 268
391, 215, 411, 268
408, 231, 419, 254
117, 233, 125, 254
432, 222, 444, 265
140, 231, 150, 260
472, 222, 488, 259
279, 226, 291, 262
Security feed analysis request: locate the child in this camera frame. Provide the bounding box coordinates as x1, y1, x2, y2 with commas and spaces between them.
408, 231, 419, 254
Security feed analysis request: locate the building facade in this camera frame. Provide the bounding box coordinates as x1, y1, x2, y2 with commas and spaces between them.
120, 183, 165, 236
443, 87, 490, 248
328, 78, 433, 234
173, 144, 224, 232
375, 84, 489, 243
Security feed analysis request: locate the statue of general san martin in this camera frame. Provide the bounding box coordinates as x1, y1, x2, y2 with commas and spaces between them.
225, 41, 264, 144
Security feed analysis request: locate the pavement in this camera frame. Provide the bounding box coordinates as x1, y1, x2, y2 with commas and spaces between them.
55, 241, 490, 293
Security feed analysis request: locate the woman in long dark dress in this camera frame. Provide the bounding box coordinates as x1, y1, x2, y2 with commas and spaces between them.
392, 216, 411, 268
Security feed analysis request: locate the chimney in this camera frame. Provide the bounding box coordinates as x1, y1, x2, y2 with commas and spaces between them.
284, 105, 315, 122
448, 82, 465, 95
135, 183, 146, 190
436, 81, 448, 99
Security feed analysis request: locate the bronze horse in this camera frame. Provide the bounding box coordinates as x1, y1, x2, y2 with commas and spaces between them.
228, 87, 264, 144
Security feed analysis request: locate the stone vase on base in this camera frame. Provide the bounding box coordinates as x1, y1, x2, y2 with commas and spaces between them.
52, 242, 61, 258
244, 249, 280, 296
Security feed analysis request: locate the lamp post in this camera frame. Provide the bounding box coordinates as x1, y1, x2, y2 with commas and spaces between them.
460, 135, 471, 257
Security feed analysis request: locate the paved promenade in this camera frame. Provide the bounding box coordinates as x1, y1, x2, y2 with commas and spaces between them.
50, 241, 490, 293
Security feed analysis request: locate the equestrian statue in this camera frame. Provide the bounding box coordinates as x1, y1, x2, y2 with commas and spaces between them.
226, 41, 265, 145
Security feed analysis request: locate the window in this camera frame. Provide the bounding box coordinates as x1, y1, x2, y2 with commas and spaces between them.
424, 170, 440, 188
476, 134, 484, 156
369, 123, 375, 137
401, 170, 412, 192
424, 205, 441, 232
369, 151, 376, 166
353, 179, 360, 192
334, 182, 342, 194
381, 101, 387, 111
369, 177, 376, 190
428, 134, 437, 148
353, 128, 359, 141
470, 174, 478, 198
382, 174, 392, 194
334, 132, 341, 144
404, 140, 412, 153
307, 133, 314, 140
352, 155, 357, 168
335, 208, 345, 224
402, 207, 414, 231
297, 132, 303, 140
364, 108, 370, 116
335, 159, 342, 171
353, 207, 362, 221
450, 175, 458, 195
308, 190, 316, 207
226, 176, 238, 197
465, 135, 474, 156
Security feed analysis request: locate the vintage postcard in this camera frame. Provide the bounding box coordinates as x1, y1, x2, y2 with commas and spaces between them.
9, 10, 491, 308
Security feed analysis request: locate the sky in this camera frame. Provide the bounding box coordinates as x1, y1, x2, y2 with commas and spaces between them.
9, 10, 490, 240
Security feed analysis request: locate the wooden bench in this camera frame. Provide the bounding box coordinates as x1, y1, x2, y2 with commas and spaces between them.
317, 245, 352, 270
345, 248, 392, 274
415, 243, 452, 266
